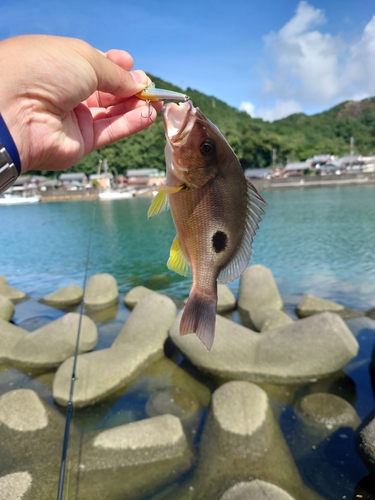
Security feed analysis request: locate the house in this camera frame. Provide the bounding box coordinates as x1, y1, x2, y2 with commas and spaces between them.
89, 173, 113, 190
39, 179, 61, 191
244, 168, 272, 179
335, 155, 362, 170
126, 169, 166, 187
116, 176, 128, 188
309, 154, 334, 166
59, 173, 88, 187
316, 163, 342, 175
361, 155, 375, 172
10, 175, 49, 191
283, 162, 310, 177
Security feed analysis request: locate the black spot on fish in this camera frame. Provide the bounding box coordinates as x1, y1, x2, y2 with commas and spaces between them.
212, 231, 227, 253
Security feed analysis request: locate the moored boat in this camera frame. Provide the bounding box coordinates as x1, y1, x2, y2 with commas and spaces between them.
98, 189, 135, 200
0, 194, 41, 205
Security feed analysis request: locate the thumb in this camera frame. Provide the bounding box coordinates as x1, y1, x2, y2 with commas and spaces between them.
87, 45, 151, 99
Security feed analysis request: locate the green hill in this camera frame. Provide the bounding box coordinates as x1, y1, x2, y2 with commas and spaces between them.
68, 77, 375, 176
269, 98, 375, 161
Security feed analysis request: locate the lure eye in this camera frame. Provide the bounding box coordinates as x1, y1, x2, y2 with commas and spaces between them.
200, 139, 216, 155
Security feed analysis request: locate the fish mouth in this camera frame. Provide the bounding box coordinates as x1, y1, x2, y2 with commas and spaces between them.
162, 100, 197, 145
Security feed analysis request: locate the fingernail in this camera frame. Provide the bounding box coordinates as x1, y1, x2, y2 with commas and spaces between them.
130, 70, 146, 84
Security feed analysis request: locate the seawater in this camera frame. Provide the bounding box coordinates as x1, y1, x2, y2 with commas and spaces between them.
1, 184, 375, 499
2, 184, 375, 308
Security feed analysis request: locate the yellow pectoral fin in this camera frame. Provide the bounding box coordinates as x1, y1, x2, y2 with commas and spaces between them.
157, 185, 184, 194
148, 185, 184, 218
167, 235, 190, 277
148, 192, 169, 218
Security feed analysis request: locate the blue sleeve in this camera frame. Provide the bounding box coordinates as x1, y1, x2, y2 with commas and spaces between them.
0, 114, 21, 175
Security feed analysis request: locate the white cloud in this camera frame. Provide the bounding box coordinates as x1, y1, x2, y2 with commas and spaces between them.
344, 14, 375, 95
263, 1, 343, 105
257, 1, 375, 117
239, 99, 301, 122
257, 99, 302, 122
239, 101, 256, 116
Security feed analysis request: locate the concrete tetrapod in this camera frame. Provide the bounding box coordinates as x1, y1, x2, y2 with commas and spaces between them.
216, 284, 236, 314
189, 381, 322, 500
8, 312, 98, 369
357, 412, 375, 475
0, 472, 32, 500
0, 295, 14, 321
289, 392, 361, 462
238, 264, 283, 330
296, 294, 363, 320
297, 392, 360, 430
53, 293, 177, 407
169, 311, 359, 384
220, 480, 297, 500
41, 284, 83, 307
69, 414, 193, 500
0, 319, 28, 363
84, 273, 118, 310
0, 284, 27, 303
0, 388, 76, 500
123, 285, 154, 309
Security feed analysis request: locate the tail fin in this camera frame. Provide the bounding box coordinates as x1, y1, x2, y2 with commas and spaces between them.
180, 292, 217, 351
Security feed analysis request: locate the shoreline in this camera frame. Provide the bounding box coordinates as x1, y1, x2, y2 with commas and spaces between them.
250, 171, 375, 191
7, 172, 374, 203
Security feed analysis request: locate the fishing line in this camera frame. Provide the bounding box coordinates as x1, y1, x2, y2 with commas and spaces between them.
56, 198, 98, 500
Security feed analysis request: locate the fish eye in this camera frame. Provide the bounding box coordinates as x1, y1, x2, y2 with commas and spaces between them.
200, 139, 216, 155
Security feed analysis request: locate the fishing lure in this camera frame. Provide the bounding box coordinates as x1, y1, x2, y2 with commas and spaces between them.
136, 82, 189, 120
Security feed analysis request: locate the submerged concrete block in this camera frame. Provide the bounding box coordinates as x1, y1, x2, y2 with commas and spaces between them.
41, 284, 83, 307
74, 414, 193, 500
170, 311, 358, 384
190, 381, 321, 500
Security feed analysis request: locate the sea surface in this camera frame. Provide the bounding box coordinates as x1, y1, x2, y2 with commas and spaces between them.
1, 184, 375, 499
2, 184, 375, 309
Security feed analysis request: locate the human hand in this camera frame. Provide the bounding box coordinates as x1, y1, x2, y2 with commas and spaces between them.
0, 35, 162, 173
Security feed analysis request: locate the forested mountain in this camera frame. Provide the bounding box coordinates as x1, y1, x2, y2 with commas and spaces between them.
68, 76, 375, 176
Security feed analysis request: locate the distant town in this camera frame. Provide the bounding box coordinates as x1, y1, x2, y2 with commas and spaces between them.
2, 152, 375, 202
246, 153, 375, 179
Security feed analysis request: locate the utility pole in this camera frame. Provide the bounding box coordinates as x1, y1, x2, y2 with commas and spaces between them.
272, 148, 277, 168
350, 136, 354, 168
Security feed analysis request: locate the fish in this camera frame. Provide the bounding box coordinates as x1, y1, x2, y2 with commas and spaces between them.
148, 100, 266, 350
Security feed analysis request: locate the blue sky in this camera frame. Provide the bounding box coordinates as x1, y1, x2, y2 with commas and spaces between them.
1, 0, 375, 121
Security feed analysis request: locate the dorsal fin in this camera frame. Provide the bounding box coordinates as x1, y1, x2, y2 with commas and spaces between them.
167, 235, 190, 276
218, 179, 266, 284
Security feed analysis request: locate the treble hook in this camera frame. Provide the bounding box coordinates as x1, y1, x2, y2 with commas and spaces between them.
141, 100, 155, 122
137, 82, 189, 123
